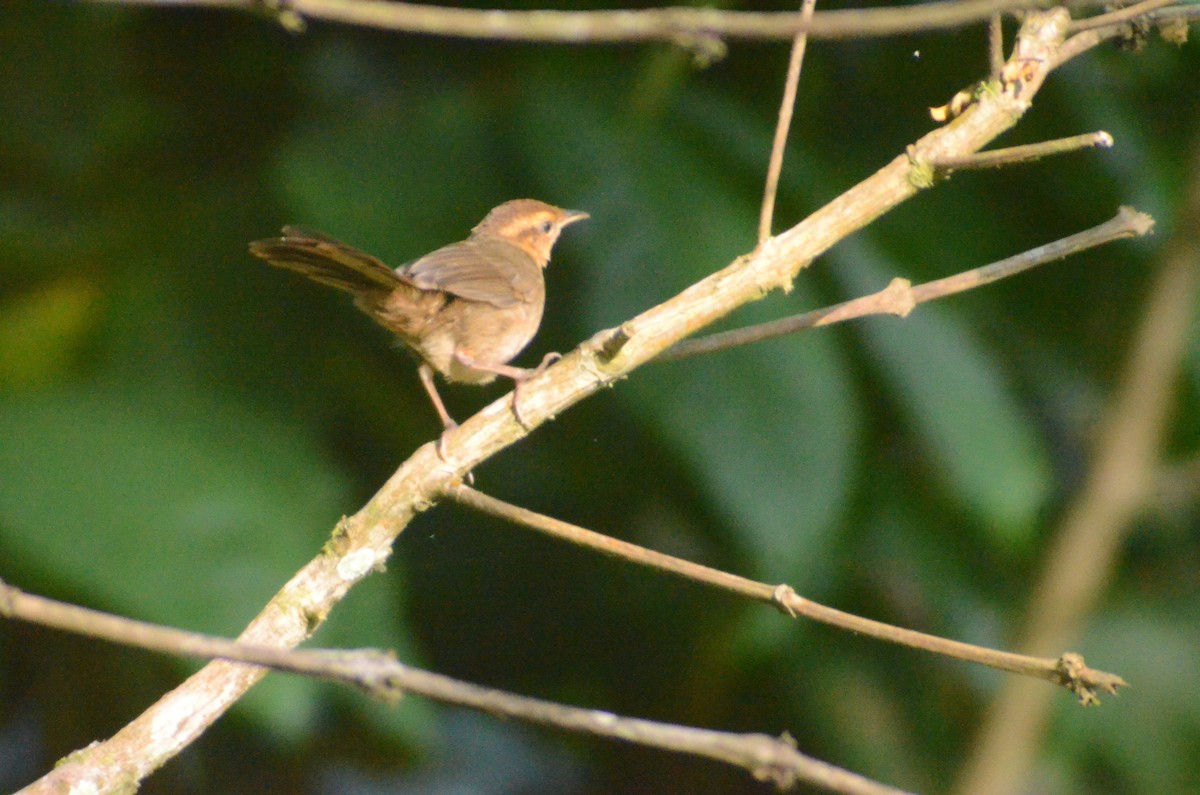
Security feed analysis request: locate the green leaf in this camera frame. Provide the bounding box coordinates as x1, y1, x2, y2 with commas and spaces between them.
0, 385, 349, 633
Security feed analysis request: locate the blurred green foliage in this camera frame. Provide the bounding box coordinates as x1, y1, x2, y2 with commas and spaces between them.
1, 2, 1198, 793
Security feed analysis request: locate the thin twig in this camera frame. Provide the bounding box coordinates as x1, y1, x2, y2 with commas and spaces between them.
446, 484, 1127, 703
0, 579, 357, 680
1066, 0, 1176, 32
87, 0, 1112, 42
1055, 4, 1200, 66
759, 0, 818, 245
659, 207, 1152, 363
0, 580, 914, 795
933, 130, 1113, 170
988, 13, 1005, 77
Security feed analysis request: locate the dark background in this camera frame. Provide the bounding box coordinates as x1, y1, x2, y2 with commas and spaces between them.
1, 2, 1198, 793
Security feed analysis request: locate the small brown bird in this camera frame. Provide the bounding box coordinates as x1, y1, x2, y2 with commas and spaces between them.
249, 199, 588, 440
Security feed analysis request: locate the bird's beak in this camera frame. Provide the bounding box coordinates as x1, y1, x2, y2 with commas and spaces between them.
560, 210, 590, 227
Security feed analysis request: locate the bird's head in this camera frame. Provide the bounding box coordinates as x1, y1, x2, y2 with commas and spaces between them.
472, 199, 589, 267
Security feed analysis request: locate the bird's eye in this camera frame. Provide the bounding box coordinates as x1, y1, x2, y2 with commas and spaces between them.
538, 220, 553, 234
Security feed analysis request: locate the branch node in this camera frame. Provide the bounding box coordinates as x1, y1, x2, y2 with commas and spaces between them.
322, 516, 355, 557
257, 0, 306, 33
581, 326, 634, 387
412, 490, 437, 512
356, 650, 407, 704
772, 584, 799, 617
1000, 56, 1043, 97
881, 277, 917, 317
905, 146, 938, 190
748, 247, 796, 295
742, 732, 800, 788
301, 606, 325, 635
579, 352, 619, 390
1054, 652, 1130, 706
604, 324, 633, 360
671, 32, 727, 66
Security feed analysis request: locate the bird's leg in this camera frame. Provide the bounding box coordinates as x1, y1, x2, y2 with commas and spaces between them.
454, 350, 561, 431
418, 362, 458, 459
453, 353, 531, 381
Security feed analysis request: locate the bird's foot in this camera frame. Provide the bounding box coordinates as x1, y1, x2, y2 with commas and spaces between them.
512, 352, 561, 430
435, 420, 458, 461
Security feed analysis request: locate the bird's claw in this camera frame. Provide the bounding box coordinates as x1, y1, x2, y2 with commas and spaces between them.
512, 383, 534, 431
512, 351, 561, 431
435, 423, 474, 483
435, 421, 458, 461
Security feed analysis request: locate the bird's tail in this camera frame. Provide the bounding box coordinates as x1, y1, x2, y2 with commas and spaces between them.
248, 226, 405, 301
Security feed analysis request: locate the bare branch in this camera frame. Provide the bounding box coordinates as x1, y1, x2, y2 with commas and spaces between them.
932, 130, 1113, 170
23, 11, 1079, 793
87, 0, 1102, 42
446, 485, 1127, 703
909, 206, 1151, 299
659, 207, 1153, 362
1055, 3, 1200, 65
759, 0, 818, 245
1066, 0, 1177, 32
0, 580, 915, 795
988, 13, 1005, 77
0, 578, 364, 683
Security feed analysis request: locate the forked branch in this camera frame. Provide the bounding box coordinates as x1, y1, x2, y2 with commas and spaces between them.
21, 7, 1140, 794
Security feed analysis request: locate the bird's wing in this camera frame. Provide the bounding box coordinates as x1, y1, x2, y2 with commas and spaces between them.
403, 239, 540, 308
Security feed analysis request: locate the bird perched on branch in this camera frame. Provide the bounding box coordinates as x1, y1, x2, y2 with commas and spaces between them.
249, 199, 588, 446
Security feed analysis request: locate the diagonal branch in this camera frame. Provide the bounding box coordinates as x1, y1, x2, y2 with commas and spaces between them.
21, 10, 1076, 794
447, 484, 1127, 704
660, 206, 1152, 363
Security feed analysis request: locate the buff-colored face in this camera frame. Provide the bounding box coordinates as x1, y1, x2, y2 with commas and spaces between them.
472, 199, 589, 267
